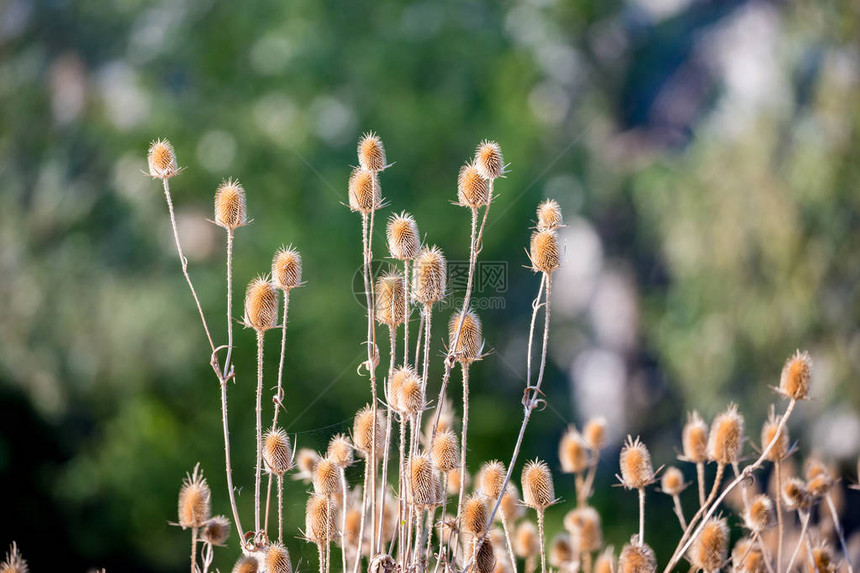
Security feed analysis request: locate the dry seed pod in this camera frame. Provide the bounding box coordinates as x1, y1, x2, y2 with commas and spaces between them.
682, 411, 709, 463
458, 162, 490, 208
689, 518, 728, 572
348, 168, 380, 214
449, 309, 483, 363
475, 537, 496, 573
358, 132, 387, 173
263, 429, 294, 475
353, 405, 383, 454
732, 538, 765, 573
148, 138, 178, 179
412, 246, 447, 304
559, 428, 590, 474
761, 406, 789, 461
214, 178, 248, 230
584, 416, 607, 450
343, 507, 362, 548
305, 494, 336, 543
410, 453, 436, 507
327, 434, 354, 469
1, 542, 28, 573
387, 212, 420, 260
618, 540, 656, 573
565, 506, 603, 552
479, 460, 507, 499
431, 429, 460, 472
549, 534, 573, 568
397, 372, 425, 417
708, 404, 744, 465
805, 459, 833, 498
808, 543, 835, 573
782, 477, 809, 511
530, 230, 561, 274
595, 548, 615, 573
536, 199, 563, 231
474, 140, 504, 180
266, 542, 293, 573
514, 521, 541, 558
462, 494, 489, 537
313, 457, 341, 496
200, 515, 230, 546
447, 467, 468, 495
376, 271, 406, 326
500, 482, 523, 521
522, 459, 556, 509
390, 366, 419, 413
296, 448, 321, 479
744, 494, 773, 533
178, 463, 211, 529
369, 554, 397, 573
660, 466, 685, 496
619, 436, 654, 489
272, 246, 302, 290
780, 350, 812, 401
232, 555, 260, 573
244, 276, 278, 331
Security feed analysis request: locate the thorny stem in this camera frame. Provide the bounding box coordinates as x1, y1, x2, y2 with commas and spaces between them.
398, 415, 408, 563
318, 543, 325, 573
826, 494, 854, 573
278, 475, 284, 543
671, 494, 687, 530
455, 365, 471, 554
265, 473, 273, 536
191, 526, 198, 573
219, 377, 244, 542
377, 325, 397, 552
784, 511, 810, 573
526, 274, 546, 391
537, 509, 547, 573
500, 506, 518, 573
776, 460, 784, 573
340, 469, 349, 571
353, 458, 371, 573
272, 291, 291, 430
224, 229, 235, 373
696, 462, 706, 508
415, 304, 433, 456
435, 473, 450, 573
404, 260, 412, 368
414, 311, 425, 371
638, 487, 646, 545
360, 210, 380, 548
326, 500, 333, 573
255, 330, 265, 534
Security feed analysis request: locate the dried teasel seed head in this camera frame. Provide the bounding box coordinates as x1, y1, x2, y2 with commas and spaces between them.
390, 366, 419, 413
808, 543, 835, 573
708, 404, 744, 465
565, 506, 603, 553
376, 271, 407, 326
732, 538, 765, 573
779, 349, 812, 401
232, 555, 260, 573
431, 429, 460, 472
761, 406, 789, 462
266, 542, 293, 573
514, 521, 541, 558
619, 540, 657, 573
412, 245, 447, 305
559, 428, 590, 474
449, 309, 483, 363
353, 405, 384, 455
782, 477, 810, 511
536, 199, 563, 231
475, 537, 496, 573
272, 246, 302, 290
148, 138, 178, 179
369, 554, 397, 573
530, 230, 561, 274
305, 494, 336, 543
263, 429, 294, 476
178, 463, 211, 529
296, 448, 320, 479
584, 416, 607, 450
343, 507, 362, 548
327, 433, 354, 469
682, 411, 709, 463
660, 466, 685, 496
549, 534, 573, 568
458, 162, 490, 208
595, 548, 616, 573
474, 140, 504, 180
358, 132, 387, 172
522, 458, 556, 509
410, 453, 436, 508
500, 482, 523, 521
462, 494, 489, 537
805, 459, 833, 498
1, 542, 28, 573
744, 494, 773, 533
200, 515, 230, 546
244, 276, 278, 331
397, 371, 425, 417
348, 168, 381, 214
387, 212, 420, 261
689, 518, 729, 572
619, 436, 654, 489
479, 460, 507, 499
313, 457, 341, 496
214, 178, 248, 230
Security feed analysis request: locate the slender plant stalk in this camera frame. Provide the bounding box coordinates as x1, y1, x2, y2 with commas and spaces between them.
638, 487, 646, 545
398, 414, 408, 563
224, 229, 235, 372
377, 325, 397, 552
360, 210, 380, 548
581, 452, 600, 505
278, 475, 284, 543
340, 469, 349, 571
434, 473, 450, 573
826, 494, 853, 573
190, 526, 198, 573
668, 462, 725, 568
414, 311, 425, 370
696, 462, 706, 508
272, 291, 291, 429
455, 365, 471, 545
353, 457, 371, 573
499, 507, 518, 573
326, 500, 333, 573
671, 494, 687, 530
753, 532, 776, 573
537, 509, 547, 573
317, 543, 325, 573
776, 460, 784, 573
582, 551, 593, 573
265, 473, 273, 536
424, 506, 436, 565
415, 304, 433, 456
255, 330, 265, 534
784, 511, 810, 573
732, 461, 750, 509
403, 260, 411, 368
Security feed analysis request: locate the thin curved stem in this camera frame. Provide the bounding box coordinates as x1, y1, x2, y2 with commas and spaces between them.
776, 460, 784, 573
671, 494, 687, 530
254, 330, 265, 534
277, 475, 283, 543
272, 290, 291, 430
341, 469, 349, 571
456, 365, 471, 540
753, 531, 775, 573
537, 509, 547, 573
353, 458, 371, 573
696, 462, 706, 508
500, 506, 518, 573
415, 305, 433, 455
826, 494, 853, 573
785, 511, 810, 573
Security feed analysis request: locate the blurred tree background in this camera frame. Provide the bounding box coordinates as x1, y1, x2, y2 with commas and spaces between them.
1, 0, 859, 569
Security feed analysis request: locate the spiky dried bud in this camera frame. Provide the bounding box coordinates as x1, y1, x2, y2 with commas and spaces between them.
244, 276, 278, 331
431, 429, 460, 472
353, 405, 384, 455
779, 350, 812, 401
808, 544, 835, 573
390, 366, 419, 413
689, 518, 729, 572
660, 466, 685, 496
272, 246, 302, 290
313, 457, 341, 496
397, 372, 424, 416
148, 138, 178, 179
805, 459, 833, 498
744, 494, 773, 533
708, 403, 745, 465
530, 230, 561, 274
327, 434, 354, 469
305, 494, 336, 543
369, 554, 398, 573
732, 539, 765, 573
462, 494, 489, 537
376, 271, 407, 326
537, 199, 563, 231
266, 542, 293, 573
201, 515, 231, 546
514, 521, 541, 558
475, 537, 496, 573
620, 436, 654, 489
682, 412, 709, 464
358, 132, 387, 173
584, 416, 607, 450
214, 178, 248, 230
564, 506, 603, 553
479, 460, 507, 499
449, 309, 483, 363
410, 453, 436, 508
761, 407, 789, 462
549, 534, 573, 568
0, 543, 27, 573
782, 477, 810, 511
387, 212, 420, 260
263, 429, 294, 476
232, 555, 260, 573
458, 162, 491, 208
412, 246, 447, 304
474, 140, 504, 180
348, 168, 380, 214
296, 448, 321, 480
559, 428, 590, 474
178, 463, 211, 529
595, 548, 615, 573
522, 459, 556, 509
619, 541, 656, 573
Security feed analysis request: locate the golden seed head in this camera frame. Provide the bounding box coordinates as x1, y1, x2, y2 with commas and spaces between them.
147, 138, 178, 179
708, 404, 744, 465
387, 211, 421, 260
410, 453, 436, 508
305, 494, 336, 543
584, 416, 607, 450
412, 245, 447, 304
744, 494, 773, 533
390, 366, 419, 413
327, 433, 354, 468
244, 276, 279, 331
272, 246, 302, 290
809, 544, 835, 573
358, 132, 387, 172
353, 405, 384, 454
500, 483, 523, 521
522, 458, 555, 509
479, 460, 507, 499
313, 457, 341, 496
200, 515, 230, 546
782, 477, 810, 511
474, 140, 504, 180
620, 436, 654, 489
660, 466, 685, 496
564, 506, 603, 552
178, 463, 211, 529
549, 534, 573, 568
449, 309, 483, 363
263, 429, 294, 476
514, 521, 541, 558
458, 162, 491, 208
732, 538, 765, 573
682, 411, 709, 463
397, 372, 425, 416
559, 428, 590, 474
343, 507, 362, 548
595, 548, 615, 573
761, 407, 789, 462
689, 518, 729, 572
619, 541, 656, 573
780, 349, 812, 401
537, 199, 563, 231
376, 271, 407, 326
348, 168, 381, 214
232, 555, 260, 573
1, 542, 28, 573
214, 178, 248, 230
431, 429, 461, 472
296, 448, 321, 479
266, 542, 293, 573
475, 537, 496, 573
805, 459, 833, 498
462, 494, 489, 536
530, 230, 561, 274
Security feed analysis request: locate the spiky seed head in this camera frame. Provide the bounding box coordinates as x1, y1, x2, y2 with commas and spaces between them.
744, 494, 773, 533
431, 429, 460, 472
178, 463, 211, 529
343, 507, 362, 547
682, 411, 709, 463
462, 494, 489, 537
244, 276, 278, 331
0, 543, 27, 573
620, 436, 654, 489
584, 416, 607, 450
313, 457, 341, 496
232, 555, 260, 573
549, 534, 573, 568
386, 212, 420, 260
272, 246, 302, 290
348, 168, 380, 214
266, 542, 292, 573
458, 162, 491, 208
595, 548, 615, 573
782, 477, 810, 511
536, 199, 563, 231
412, 246, 447, 304
369, 554, 398, 573
474, 140, 504, 180
376, 271, 407, 326
559, 428, 590, 474
779, 350, 812, 401
296, 448, 321, 479
200, 515, 231, 546
522, 458, 555, 509
619, 541, 657, 573
263, 429, 293, 476
565, 506, 603, 552
305, 494, 336, 543
214, 178, 248, 230
358, 132, 387, 172
514, 521, 541, 558
475, 537, 496, 573
689, 518, 729, 572
327, 434, 354, 468
449, 309, 483, 363
397, 372, 425, 417
732, 539, 765, 573
500, 483, 523, 521
390, 366, 419, 413
148, 138, 178, 179
809, 544, 835, 573
761, 407, 789, 462
432, 471, 445, 506
708, 404, 744, 465
530, 230, 561, 274
353, 405, 383, 454
479, 460, 507, 499
660, 466, 685, 496
410, 453, 436, 508
805, 459, 833, 498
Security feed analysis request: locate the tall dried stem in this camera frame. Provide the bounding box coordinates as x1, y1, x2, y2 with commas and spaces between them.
696, 462, 706, 508
499, 507, 518, 573
775, 460, 784, 573
190, 526, 198, 573
537, 509, 547, 573
826, 494, 853, 573
784, 511, 810, 573
455, 365, 471, 545
272, 291, 291, 429
255, 330, 265, 534
377, 325, 397, 552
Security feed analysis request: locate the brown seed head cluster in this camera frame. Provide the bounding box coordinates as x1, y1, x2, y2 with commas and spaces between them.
412, 246, 447, 304
410, 453, 437, 508
660, 466, 685, 496
782, 477, 810, 511
475, 537, 496, 573
178, 463, 211, 529
296, 448, 321, 479
708, 404, 744, 465
809, 544, 835, 573
584, 416, 607, 450
682, 411, 709, 463
327, 433, 354, 469
397, 371, 424, 416
266, 542, 293, 573
313, 457, 341, 496
761, 407, 789, 462
244, 276, 279, 331
530, 230, 561, 274
376, 270, 407, 327
474, 140, 504, 180
358, 132, 387, 173
462, 494, 489, 536
353, 405, 383, 454
232, 555, 260, 573
148, 138, 178, 179
449, 309, 483, 363
305, 494, 336, 543
805, 459, 833, 498
522, 459, 555, 509
431, 429, 461, 472
779, 349, 812, 401
744, 494, 773, 533
619, 436, 654, 489
537, 199, 563, 231
565, 507, 602, 552
214, 178, 248, 230
619, 541, 657, 573
263, 429, 293, 476
348, 168, 381, 214
201, 515, 231, 546
559, 428, 590, 474
689, 518, 729, 572
272, 246, 302, 291
390, 366, 419, 414
387, 212, 420, 260
458, 162, 491, 208
479, 460, 506, 499
514, 521, 541, 558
